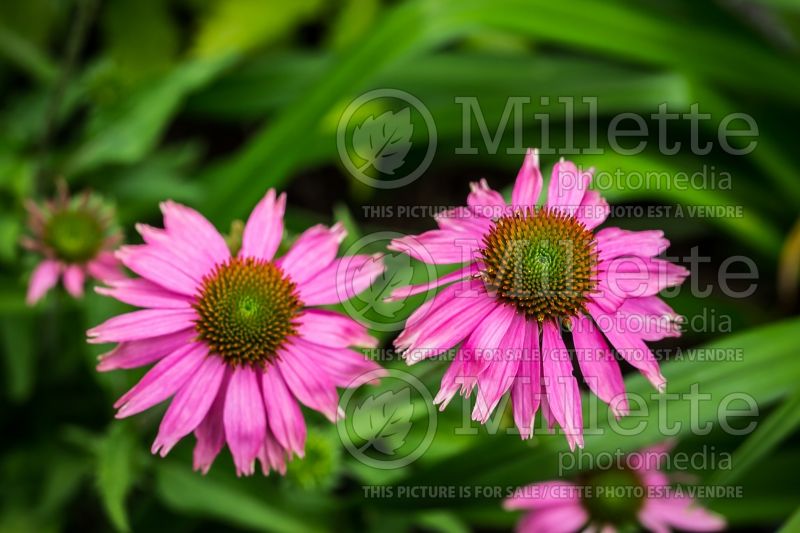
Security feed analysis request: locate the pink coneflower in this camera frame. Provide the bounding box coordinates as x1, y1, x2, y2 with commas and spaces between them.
88, 189, 385, 476
388, 150, 688, 449
23, 182, 123, 304
504, 442, 726, 532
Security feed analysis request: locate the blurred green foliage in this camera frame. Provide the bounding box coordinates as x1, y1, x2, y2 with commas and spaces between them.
1, 0, 799, 531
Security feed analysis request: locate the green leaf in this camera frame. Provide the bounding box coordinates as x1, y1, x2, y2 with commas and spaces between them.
192, 0, 323, 59
155, 463, 326, 533
66, 56, 231, 175
96, 423, 137, 532
779, 506, 800, 533
0, 315, 36, 402
711, 386, 800, 486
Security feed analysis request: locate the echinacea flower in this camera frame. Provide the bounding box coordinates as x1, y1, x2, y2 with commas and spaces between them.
23, 182, 123, 304
388, 150, 688, 449
504, 441, 726, 532
88, 189, 385, 476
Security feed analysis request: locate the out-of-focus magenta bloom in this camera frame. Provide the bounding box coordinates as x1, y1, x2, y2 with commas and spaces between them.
89, 189, 385, 476
388, 150, 688, 449
504, 442, 726, 532
23, 184, 123, 304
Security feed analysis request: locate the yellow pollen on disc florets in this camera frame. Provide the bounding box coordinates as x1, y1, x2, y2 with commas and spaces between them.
480, 207, 597, 322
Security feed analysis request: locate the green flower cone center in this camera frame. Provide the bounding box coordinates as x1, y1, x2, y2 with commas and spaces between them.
44, 210, 105, 263
194, 257, 303, 366
481, 208, 597, 321
582, 468, 646, 528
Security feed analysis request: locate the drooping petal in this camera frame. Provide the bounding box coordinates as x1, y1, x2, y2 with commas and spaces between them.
257, 425, 289, 475
87, 308, 198, 344
546, 159, 593, 217
193, 371, 229, 474
261, 365, 306, 458
589, 303, 666, 392
278, 342, 341, 421
602, 257, 689, 299
434, 206, 494, 238
512, 148, 543, 209
240, 189, 286, 261
26, 260, 61, 304
639, 497, 725, 533
62, 265, 85, 298
152, 354, 226, 456
135, 224, 220, 282
113, 342, 207, 418
299, 253, 384, 306
95, 278, 192, 309
224, 365, 268, 476
434, 302, 516, 409
512, 319, 542, 439
296, 309, 377, 348
614, 296, 682, 342
277, 223, 345, 284
571, 314, 628, 418
97, 329, 195, 371
472, 312, 527, 423
516, 502, 590, 533
86, 251, 124, 283
541, 320, 584, 450
395, 279, 497, 364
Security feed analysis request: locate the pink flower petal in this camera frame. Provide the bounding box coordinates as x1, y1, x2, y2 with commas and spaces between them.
472, 312, 527, 423
277, 223, 345, 284
395, 280, 498, 364
512, 148, 543, 209
62, 265, 85, 298
602, 257, 688, 299
639, 498, 725, 532
595, 228, 669, 262
295, 336, 387, 387
97, 329, 195, 371
116, 245, 200, 296
571, 315, 628, 418
114, 342, 207, 418
296, 309, 377, 348
388, 228, 484, 265
26, 260, 61, 304
299, 253, 384, 306
577, 189, 609, 230
434, 302, 515, 409
193, 371, 229, 474
278, 342, 341, 421
159, 200, 230, 266
546, 159, 593, 217
261, 365, 306, 458
541, 320, 584, 450
258, 426, 288, 475
434, 206, 494, 238
152, 354, 226, 456
87, 308, 198, 344
467, 178, 507, 216
224, 365, 268, 476
86, 251, 125, 283
240, 189, 286, 261
385, 264, 473, 302
516, 502, 590, 533
588, 303, 666, 392
512, 319, 542, 439
614, 296, 682, 342
95, 278, 192, 309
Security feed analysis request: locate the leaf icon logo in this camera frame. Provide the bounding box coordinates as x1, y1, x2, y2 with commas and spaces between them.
352, 108, 414, 175
353, 389, 413, 456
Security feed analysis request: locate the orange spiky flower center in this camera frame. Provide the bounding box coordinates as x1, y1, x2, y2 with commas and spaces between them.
194, 257, 303, 366
480, 208, 597, 322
